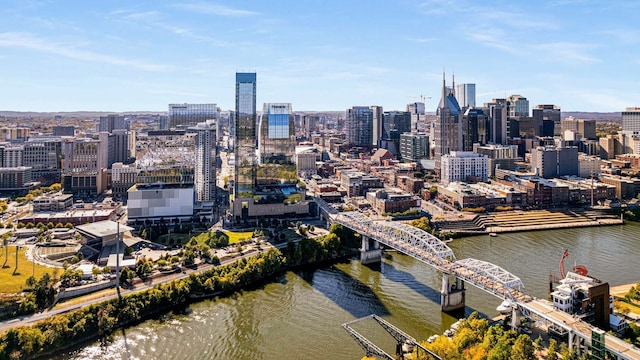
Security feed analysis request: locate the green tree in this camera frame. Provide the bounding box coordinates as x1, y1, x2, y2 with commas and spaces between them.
548, 338, 559, 360
119, 267, 135, 285
511, 334, 535, 360
409, 217, 431, 232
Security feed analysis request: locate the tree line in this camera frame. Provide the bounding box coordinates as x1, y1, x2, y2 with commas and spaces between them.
0, 223, 361, 359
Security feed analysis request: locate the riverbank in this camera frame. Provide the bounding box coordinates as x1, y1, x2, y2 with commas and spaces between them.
438, 209, 624, 236
0, 223, 361, 360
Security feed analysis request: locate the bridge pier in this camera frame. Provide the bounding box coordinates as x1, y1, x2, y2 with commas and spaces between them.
360, 236, 382, 265
441, 274, 465, 312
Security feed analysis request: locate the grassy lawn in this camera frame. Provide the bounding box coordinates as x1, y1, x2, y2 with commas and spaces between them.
615, 297, 640, 316
224, 230, 253, 244
0, 246, 53, 293
156, 233, 192, 246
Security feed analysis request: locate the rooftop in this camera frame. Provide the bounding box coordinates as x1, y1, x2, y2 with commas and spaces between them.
76, 220, 133, 238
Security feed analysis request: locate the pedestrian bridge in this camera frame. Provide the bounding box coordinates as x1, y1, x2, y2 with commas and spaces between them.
332, 211, 640, 359
334, 211, 529, 303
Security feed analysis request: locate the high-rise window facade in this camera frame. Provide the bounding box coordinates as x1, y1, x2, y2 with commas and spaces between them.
234, 73, 257, 199
346, 106, 374, 147
168, 104, 218, 129
258, 103, 294, 164
192, 120, 217, 202
622, 107, 640, 133
456, 83, 476, 108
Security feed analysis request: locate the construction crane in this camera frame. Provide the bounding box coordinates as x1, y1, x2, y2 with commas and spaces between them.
407, 95, 432, 104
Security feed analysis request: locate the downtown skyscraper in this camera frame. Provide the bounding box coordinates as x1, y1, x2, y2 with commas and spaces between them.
434, 72, 462, 175
192, 119, 217, 203
233, 72, 257, 217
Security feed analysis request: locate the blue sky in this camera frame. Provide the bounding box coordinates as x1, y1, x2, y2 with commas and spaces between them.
0, 0, 638, 112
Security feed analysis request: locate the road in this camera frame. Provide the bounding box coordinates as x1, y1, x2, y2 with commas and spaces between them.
0, 246, 267, 334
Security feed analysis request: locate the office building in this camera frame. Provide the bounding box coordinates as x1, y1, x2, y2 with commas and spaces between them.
0, 127, 30, 141
127, 183, 195, 223
399, 133, 429, 161
434, 72, 463, 174
23, 138, 63, 184
98, 115, 129, 133
258, 103, 295, 164
622, 107, 640, 133
507, 95, 530, 117
52, 126, 75, 137
192, 120, 217, 203
168, 103, 219, 129
473, 144, 520, 178
2, 146, 23, 168
0, 167, 32, 190
62, 138, 106, 198
485, 99, 508, 145
533, 104, 561, 136
531, 146, 579, 178
440, 151, 488, 186
561, 117, 596, 140
370, 106, 384, 147
456, 83, 476, 108
296, 147, 318, 179
233, 72, 258, 217
462, 108, 487, 150
379, 111, 411, 155
346, 106, 374, 147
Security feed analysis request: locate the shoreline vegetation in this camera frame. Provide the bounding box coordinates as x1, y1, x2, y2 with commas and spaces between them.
0, 224, 361, 360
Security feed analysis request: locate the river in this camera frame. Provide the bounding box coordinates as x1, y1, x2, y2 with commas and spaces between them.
57, 222, 640, 359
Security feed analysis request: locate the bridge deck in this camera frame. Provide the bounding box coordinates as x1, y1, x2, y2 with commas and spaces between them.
334, 211, 640, 359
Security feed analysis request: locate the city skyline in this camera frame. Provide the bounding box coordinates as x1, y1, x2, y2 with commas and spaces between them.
0, 1, 639, 112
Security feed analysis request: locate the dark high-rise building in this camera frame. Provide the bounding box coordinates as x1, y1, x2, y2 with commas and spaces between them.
168, 104, 218, 129
98, 115, 130, 133
434, 72, 462, 174
533, 104, 561, 136
506, 95, 530, 117
52, 126, 75, 137
346, 106, 374, 147
379, 111, 411, 155
234, 72, 257, 202
462, 108, 486, 151
485, 99, 508, 145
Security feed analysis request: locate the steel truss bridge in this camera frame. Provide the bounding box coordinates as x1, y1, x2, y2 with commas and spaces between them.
333, 211, 640, 360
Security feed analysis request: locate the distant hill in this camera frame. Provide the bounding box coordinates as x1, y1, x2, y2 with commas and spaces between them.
0, 111, 164, 117
562, 112, 621, 122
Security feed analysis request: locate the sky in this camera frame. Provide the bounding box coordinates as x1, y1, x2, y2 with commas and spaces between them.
0, 0, 639, 113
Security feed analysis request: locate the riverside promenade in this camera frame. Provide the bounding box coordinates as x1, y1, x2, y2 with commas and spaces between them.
436, 209, 624, 235
484, 210, 623, 234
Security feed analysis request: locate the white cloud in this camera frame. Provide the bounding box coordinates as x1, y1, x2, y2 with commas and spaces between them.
173, 2, 259, 16
531, 42, 600, 64
0, 32, 171, 72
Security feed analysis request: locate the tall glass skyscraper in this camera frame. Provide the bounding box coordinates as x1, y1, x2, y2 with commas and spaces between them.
258, 103, 295, 164
234, 72, 257, 201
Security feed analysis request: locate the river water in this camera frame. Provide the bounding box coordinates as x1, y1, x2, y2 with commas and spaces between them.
59, 222, 640, 360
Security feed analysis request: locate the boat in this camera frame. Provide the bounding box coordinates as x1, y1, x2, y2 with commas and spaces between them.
444, 329, 454, 337
496, 299, 513, 314
427, 335, 439, 343
489, 232, 498, 237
